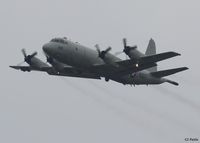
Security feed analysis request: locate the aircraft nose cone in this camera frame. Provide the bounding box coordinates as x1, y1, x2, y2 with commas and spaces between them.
42, 44, 50, 54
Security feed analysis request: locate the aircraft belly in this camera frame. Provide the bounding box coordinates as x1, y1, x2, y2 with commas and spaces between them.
112, 73, 163, 85
50, 72, 101, 79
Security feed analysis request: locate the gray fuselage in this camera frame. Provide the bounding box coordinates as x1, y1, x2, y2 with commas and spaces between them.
43, 38, 164, 85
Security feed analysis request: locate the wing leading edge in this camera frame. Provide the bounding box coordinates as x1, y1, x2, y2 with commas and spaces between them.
90, 59, 157, 77
138, 51, 180, 64
9, 65, 101, 79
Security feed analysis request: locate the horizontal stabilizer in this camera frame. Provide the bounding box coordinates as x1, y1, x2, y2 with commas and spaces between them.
139, 52, 180, 64
151, 67, 189, 78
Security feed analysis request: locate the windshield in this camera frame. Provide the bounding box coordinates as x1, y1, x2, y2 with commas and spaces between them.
50, 38, 66, 44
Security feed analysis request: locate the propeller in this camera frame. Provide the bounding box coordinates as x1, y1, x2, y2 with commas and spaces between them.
21, 49, 37, 65
95, 44, 112, 59
122, 38, 137, 55
123, 38, 127, 48
114, 38, 137, 59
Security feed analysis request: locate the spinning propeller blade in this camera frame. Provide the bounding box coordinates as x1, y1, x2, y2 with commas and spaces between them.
115, 38, 137, 58
95, 44, 112, 59
123, 38, 127, 48
21, 49, 37, 65
21, 49, 27, 57
122, 38, 137, 55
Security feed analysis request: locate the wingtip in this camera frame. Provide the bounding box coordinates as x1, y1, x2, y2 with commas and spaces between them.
9, 66, 18, 70
9, 66, 15, 68
167, 51, 181, 57
175, 52, 181, 56
179, 67, 189, 72
183, 67, 189, 70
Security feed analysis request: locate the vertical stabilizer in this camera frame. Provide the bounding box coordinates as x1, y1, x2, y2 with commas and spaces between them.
145, 38, 156, 56
145, 38, 157, 72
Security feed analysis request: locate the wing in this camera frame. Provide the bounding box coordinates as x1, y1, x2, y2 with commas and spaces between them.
151, 67, 188, 78
10, 65, 101, 79
138, 52, 180, 64
49, 71, 100, 79
90, 52, 180, 77
52, 65, 101, 79
89, 59, 157, 77
9, 66, 46, 72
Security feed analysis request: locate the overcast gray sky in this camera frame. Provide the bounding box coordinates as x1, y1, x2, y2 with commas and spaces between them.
0, 0, 200, 143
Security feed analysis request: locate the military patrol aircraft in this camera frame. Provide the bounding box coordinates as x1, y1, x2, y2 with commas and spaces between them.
10, 37, 188, 86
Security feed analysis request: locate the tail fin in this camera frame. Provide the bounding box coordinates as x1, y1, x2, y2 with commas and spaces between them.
151, 67, 189, 78
145, 38, 156, 56
145, 38, 157, 72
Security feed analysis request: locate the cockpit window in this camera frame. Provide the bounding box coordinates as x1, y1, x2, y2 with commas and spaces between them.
50, 38, 67, 44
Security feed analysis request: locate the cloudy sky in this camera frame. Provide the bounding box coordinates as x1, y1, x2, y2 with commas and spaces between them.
0, 0, 200, 143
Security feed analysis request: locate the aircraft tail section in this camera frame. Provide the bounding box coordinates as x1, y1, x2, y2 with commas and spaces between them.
166, 80, 179, 86
147, 66, 157, 72
145, 38, 156, 56
145, 38, 157, 72
151, 67, 188, 78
